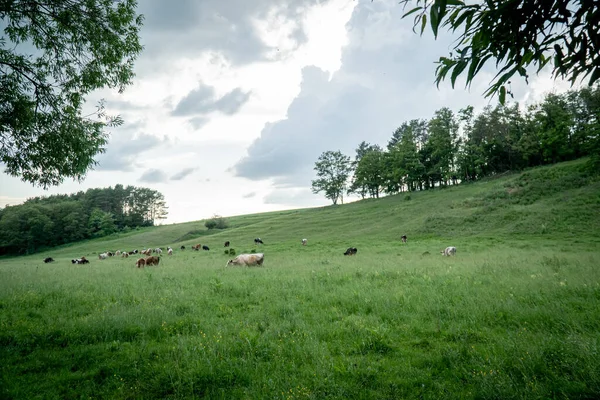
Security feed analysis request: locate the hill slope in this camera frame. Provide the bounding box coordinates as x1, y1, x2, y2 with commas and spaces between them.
9, 158, 599, 260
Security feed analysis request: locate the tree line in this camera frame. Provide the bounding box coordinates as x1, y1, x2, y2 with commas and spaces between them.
0, 185, 168, 256
312, 86, 600, 204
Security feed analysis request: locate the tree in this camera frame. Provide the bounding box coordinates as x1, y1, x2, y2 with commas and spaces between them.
353, 148, 385, 198
400, 0, 600, 104
349, 142, 382, 198
311, 150, 352, 205
1, 0, 144, 187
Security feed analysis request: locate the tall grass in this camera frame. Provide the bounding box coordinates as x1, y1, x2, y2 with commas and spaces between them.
1, 159, 599, 399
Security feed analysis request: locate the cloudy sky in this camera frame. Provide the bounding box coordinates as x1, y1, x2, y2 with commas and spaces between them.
0, 0, 572, 224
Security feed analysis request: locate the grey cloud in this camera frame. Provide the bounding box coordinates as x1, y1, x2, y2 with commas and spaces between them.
95, 122, 169, 172
139, 168, 168, 183
135, 0, 324, 71
170, 167, 196, 181
242, 192, 257, 199
188, 117, 209, 130
213, 88, 252, 115
172, 84, 251, 117
232, 1, 534, 188
171, 84, 216, 116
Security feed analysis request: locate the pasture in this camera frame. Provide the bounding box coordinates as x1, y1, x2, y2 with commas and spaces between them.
1, 159, 600, 399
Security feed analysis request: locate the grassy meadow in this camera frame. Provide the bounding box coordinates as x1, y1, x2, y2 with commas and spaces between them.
1, 159, 600, 399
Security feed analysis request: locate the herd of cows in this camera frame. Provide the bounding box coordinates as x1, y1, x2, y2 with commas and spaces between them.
41, 235, 457, 267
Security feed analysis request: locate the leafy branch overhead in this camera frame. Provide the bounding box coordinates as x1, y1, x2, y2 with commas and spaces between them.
0, 0, 144, 187
398, 0, 600, 103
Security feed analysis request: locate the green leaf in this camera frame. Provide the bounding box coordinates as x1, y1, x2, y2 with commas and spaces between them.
402, 7, 422, 19
420, 14, 428, 35
499, 86, 506, 105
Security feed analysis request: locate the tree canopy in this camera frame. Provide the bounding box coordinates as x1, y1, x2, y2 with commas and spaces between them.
311, 150, 353, 205
400, 0, 600, 104
0, 0, 144, 187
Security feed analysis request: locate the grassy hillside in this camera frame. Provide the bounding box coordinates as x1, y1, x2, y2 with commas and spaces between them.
1, 159, 599, 399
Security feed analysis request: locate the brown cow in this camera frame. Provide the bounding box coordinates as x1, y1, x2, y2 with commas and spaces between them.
136, 258, 146, 268
145, 256, 160, 266
192, 244, 201, 251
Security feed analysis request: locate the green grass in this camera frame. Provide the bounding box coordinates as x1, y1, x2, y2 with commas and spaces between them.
1, 159, 600, 399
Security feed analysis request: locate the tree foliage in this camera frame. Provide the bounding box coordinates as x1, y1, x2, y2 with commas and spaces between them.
314, 85, 599, 202
311, 150, 352, 205
0, 185, 167, 255
0, 0, 144, 187
400, 0, 600, 104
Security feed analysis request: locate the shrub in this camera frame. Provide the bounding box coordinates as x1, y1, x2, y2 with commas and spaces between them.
205, 215, 228, 230
229, 248, 236, 256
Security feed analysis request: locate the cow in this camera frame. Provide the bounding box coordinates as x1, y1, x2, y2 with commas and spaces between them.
343, 247, 358, 256
72, 257, 89, 264
122, 252, 129, 258
441, 246, 457, 256
98, 253, 108, 260
401, 235, 407, 243
136, 258, 146, 268
254, 238, 264, 245
167, 248, 173, 256
141, 249, 152, 256
115, 250, 122, 256
301, 238, 307, 246
180, 245, 186, 250
155, 248, 163, 255
202, 245, 210, 251
44, 257, 54, 263
192, 244, 201, 251
226, 253, 264, 267
224, 241, 230, 247
144, 256, 160, 266
106, 251, 114, 257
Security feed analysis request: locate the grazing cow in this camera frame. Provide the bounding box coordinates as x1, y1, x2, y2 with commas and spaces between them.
44, 257, 54, 263
167, 248, 173, 256
107, 251, 114, 257
301, 238, 307, 246
226, 253, 265, 267
155, 248, 163, 255
141, 249, 152, 256
192, 244, 201, 251
144, 256, 160, 266
98, 253, 108, 260
115, 250, 122, 256
254, 238, 264, 245
202, 245, 210, 251
122, 252, 129, 258
401, 235, 407, 243
441, 246, 457, 256
343, 247, 358, 256
180, 245, 186, 250
136, 258, 146, 268
224, 241, 230, 247
72, 257, 89, 264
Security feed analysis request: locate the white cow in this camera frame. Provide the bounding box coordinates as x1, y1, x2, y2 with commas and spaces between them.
155, 248, 163, 255
98, 253, 108, 260
226, 253, 265, 267
441, 246, 457, 256
167, 248, 173, 256
301, 238, 307, 246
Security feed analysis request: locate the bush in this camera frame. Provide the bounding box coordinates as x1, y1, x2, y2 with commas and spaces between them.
205, 215, 228, 230
229, 248, 236, 256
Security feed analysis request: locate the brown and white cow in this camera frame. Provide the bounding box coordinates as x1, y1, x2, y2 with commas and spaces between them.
136, 258, 146, 268
226, 253, 264, 267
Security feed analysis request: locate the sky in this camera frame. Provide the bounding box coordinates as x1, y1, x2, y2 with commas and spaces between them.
0, 0, 574, 224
